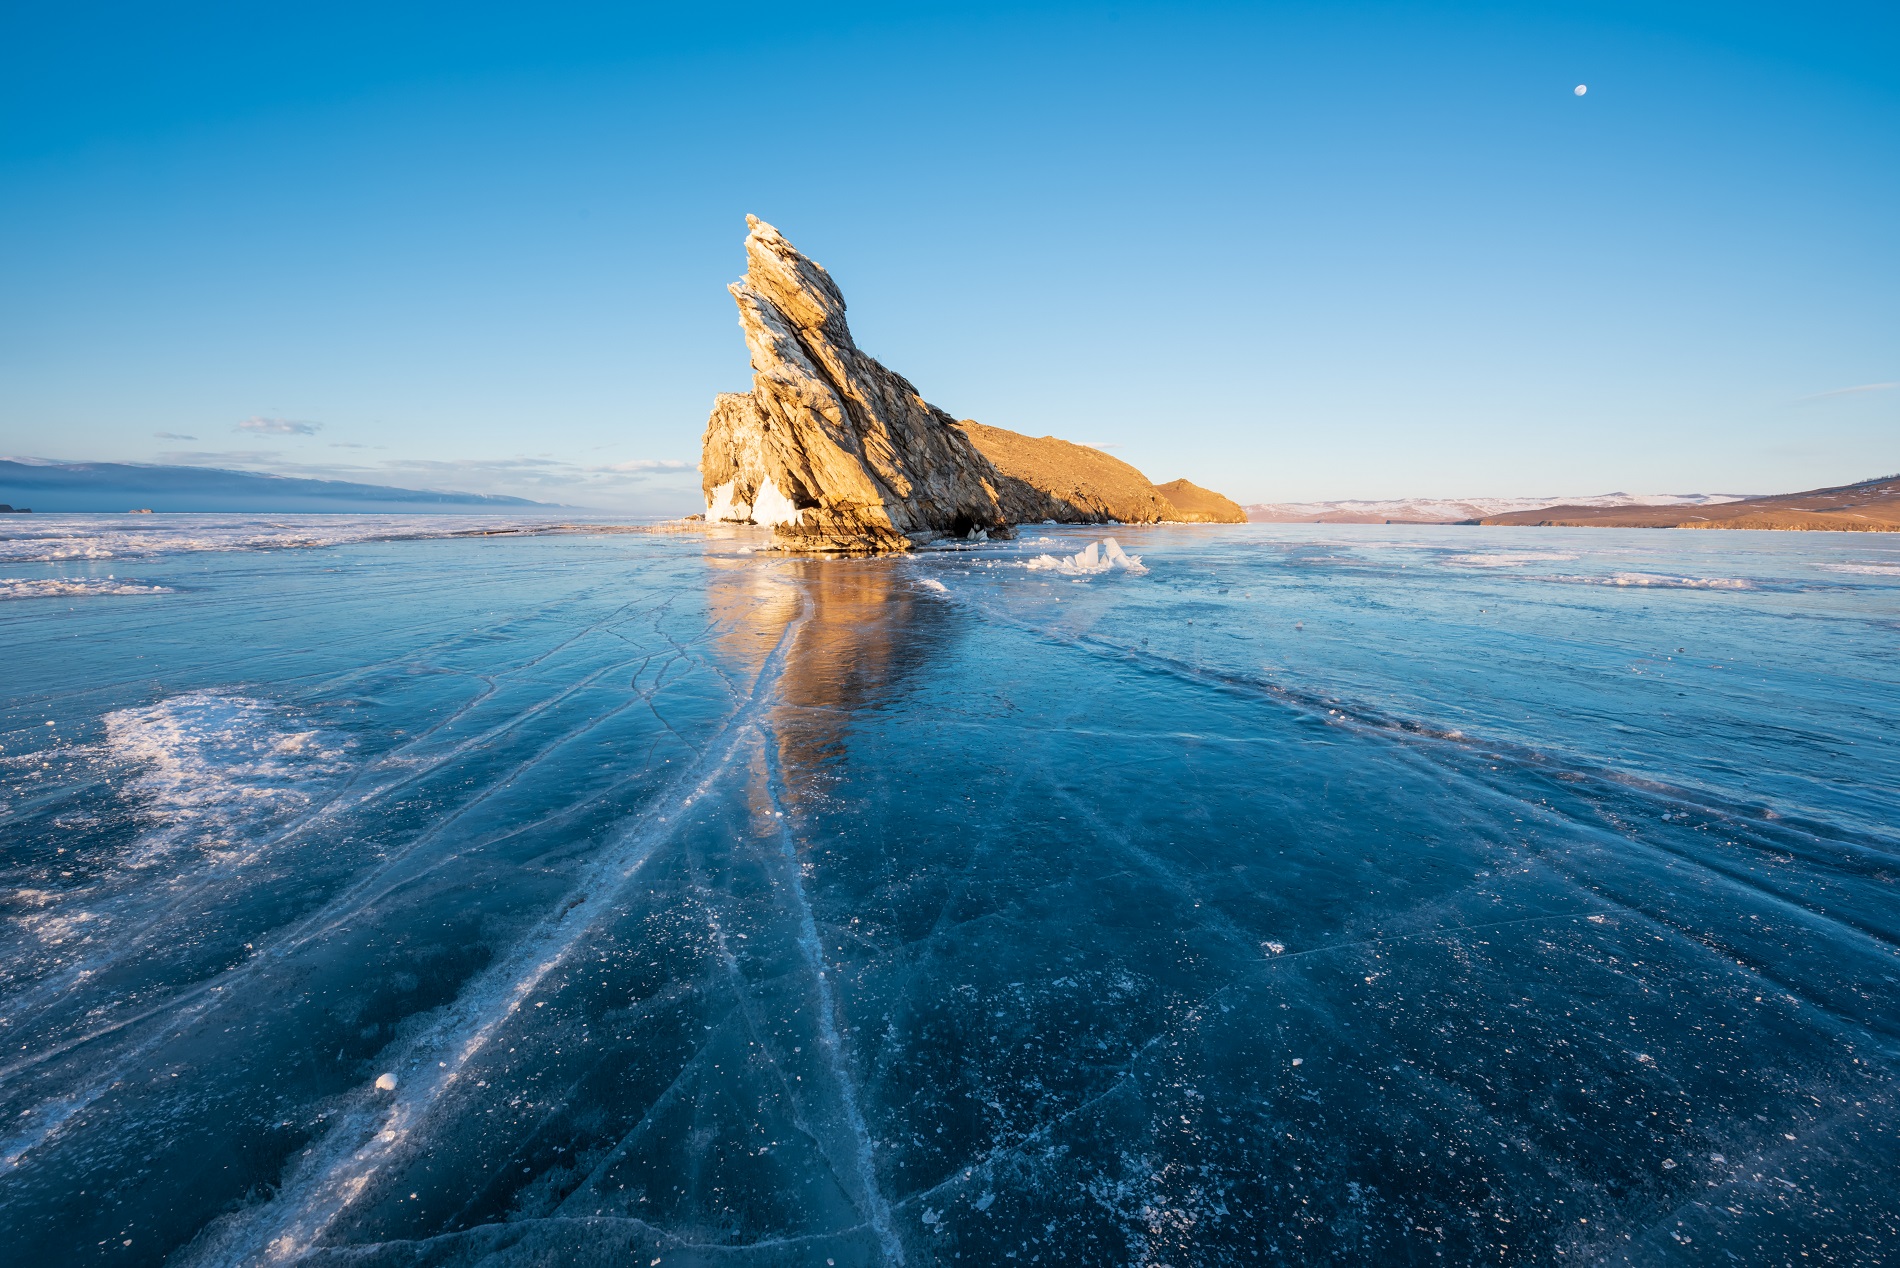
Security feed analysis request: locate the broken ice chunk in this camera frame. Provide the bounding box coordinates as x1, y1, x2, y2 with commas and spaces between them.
1023, 536, 1147, 576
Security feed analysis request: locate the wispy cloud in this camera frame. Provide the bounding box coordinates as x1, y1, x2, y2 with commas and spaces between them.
594, 458, 693, 473
1801, 382, 1898, 401
237, 416, 322, 435
330, 442, 368, 449
153, 431, 197, 440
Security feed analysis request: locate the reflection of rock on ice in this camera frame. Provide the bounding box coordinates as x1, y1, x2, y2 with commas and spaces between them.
1025, 537, 1147, 576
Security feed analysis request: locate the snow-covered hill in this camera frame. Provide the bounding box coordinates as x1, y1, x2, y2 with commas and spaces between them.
1244, 492, 1748, 524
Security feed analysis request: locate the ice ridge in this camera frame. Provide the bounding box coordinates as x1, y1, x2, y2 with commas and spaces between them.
1023, 537, 1147, 576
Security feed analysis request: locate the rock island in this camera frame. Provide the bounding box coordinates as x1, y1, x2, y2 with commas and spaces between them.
700, 216, 1243, 552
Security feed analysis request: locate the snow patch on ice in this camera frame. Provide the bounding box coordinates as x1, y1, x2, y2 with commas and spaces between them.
1441, 552, 1578, 568
104, 692, 354, 868
1540, 572, 1754, 590
0, 513, 617, 564
1818, 562, 1900, 576
1025, 538, 1147, 576
0, 577, 173, 599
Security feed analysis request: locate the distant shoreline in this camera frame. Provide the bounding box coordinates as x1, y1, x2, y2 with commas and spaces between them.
1478, 474, 1899, 532
1247, 474, 1899, 533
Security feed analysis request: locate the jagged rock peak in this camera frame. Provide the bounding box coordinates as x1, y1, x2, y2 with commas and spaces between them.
701, 216, 1017, 553
699, 216, 1248, 550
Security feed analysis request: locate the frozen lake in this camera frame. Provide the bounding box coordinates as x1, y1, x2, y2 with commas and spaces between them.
2, 517, 1897, 1264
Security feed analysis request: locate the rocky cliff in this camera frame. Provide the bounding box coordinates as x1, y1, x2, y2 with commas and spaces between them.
700, 216, 1017, 552
700, 216, 1244, 550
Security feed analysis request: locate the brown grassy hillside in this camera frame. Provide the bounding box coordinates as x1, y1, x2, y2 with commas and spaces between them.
956, 420, 1178, 524
1154, 478, 1246, 523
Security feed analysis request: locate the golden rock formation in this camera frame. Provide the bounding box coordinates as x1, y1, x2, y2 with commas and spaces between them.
1152, 478, 1246, 524
699, 216, 1244, 550
954, 420, 1176, 524
699, 217, 1017, 553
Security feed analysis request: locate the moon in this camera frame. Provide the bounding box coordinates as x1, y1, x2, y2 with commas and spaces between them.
1574, 84, 1588, 96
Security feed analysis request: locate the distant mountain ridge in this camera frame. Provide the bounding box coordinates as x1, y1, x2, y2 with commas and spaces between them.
1480, 475, 1900, 532
0, 460, 557, 513
1246, 492, 1747, 524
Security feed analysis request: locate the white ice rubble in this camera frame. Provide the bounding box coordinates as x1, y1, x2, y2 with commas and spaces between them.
1024, 538, 1147, 576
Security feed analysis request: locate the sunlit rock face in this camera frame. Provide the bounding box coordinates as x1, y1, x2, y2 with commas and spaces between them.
1154, 477, 1248, 523
699, 216, 1019, 553
956, 419, 1181, 524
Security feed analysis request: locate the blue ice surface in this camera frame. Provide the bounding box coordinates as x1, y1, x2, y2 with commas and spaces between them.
1, 516, 1897, 1265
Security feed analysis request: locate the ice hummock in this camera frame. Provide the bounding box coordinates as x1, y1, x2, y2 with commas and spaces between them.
1023, 536, 1147, 575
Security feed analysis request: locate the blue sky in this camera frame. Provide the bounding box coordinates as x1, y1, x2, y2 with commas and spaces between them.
2, 1, 1895, 511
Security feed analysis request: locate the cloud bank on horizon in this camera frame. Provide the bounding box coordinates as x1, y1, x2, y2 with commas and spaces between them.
0, 1, 1893, 506
141, 446, 696, 510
